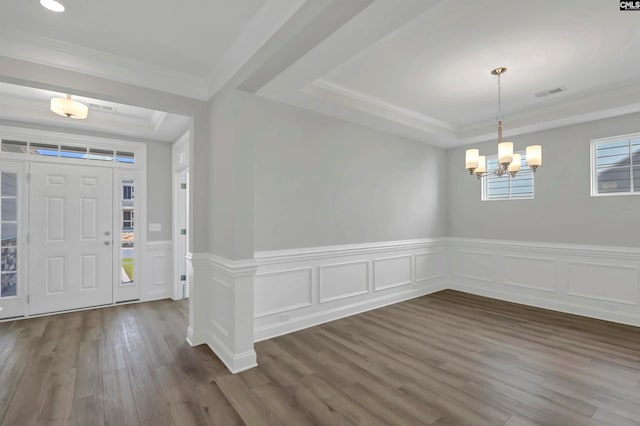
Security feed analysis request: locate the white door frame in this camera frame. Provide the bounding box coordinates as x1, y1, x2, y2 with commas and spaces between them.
172, 131, 190, 300
0, 125, 147, 319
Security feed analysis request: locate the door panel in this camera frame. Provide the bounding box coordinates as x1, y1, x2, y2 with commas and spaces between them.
29, 162, 113, 315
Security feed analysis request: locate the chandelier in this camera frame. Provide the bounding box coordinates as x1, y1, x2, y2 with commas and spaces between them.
50, 94, 89, 120
465, 67, 541, 178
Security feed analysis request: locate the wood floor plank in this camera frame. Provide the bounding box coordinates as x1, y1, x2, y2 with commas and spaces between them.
74, 339, 102, 400
193, 380, 244, 426
103, 368, 138, 426
1, 354, 53, 426
70, 395, 104, 426
2, 291, 640, 425
36, 368, 77, 425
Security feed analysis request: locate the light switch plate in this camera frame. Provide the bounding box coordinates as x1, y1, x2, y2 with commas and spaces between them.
149, 223, 161, 232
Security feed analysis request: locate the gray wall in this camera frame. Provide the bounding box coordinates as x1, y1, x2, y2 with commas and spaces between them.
147, 142, 172, 241
208, 89, 255, 260
447, 112, 640, 247
251, 94, 448, 251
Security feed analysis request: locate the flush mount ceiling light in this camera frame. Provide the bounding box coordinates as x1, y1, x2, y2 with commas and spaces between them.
40, 0, 65, 12
465, 67, 542, 179
50, 94, 89, 119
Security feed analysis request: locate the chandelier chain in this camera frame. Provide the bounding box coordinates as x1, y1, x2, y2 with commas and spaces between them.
497, 72, 502, 122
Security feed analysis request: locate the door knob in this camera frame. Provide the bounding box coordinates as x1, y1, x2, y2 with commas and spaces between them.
105, 231, 111, 236
104, 241, 111, 246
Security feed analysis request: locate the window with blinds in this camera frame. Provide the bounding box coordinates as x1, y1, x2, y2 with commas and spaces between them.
482, 152, 534, 200
591, 136, 640, 196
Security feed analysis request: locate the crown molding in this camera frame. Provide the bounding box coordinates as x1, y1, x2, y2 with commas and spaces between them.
0, 29, 209, 100
303, 78, 640, 148
150, 110, 168, 133
305, 79, 457, 142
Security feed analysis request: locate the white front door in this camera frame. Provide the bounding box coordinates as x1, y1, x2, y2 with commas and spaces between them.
28, 162, 114, 315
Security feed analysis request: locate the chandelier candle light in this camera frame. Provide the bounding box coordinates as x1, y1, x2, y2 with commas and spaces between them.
465, 67, 541, 178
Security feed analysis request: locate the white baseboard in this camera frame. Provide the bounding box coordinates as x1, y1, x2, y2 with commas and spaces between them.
205, 328, 257, 373
254, 238, 448, 341
448, 238, 640, 327
255, 282, 446, 341
186, 326, 205, 347
451, 282, 640, 327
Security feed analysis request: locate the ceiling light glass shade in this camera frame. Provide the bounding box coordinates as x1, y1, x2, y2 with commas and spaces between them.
475, 155, 486, 175
40, 0, 65, 12
465, 149, 479, 172
526, 145, 542, 170
498, 142, 513, 166
50, 95, 88, 119
508, 153, 521, 172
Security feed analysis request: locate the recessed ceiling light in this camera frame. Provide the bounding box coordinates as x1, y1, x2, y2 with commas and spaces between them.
40, 0, 65, 12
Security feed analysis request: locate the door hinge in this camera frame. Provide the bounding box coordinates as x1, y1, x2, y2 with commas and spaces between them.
27, 295, 29, 303
180, 228, 187, 235
26, 234, 29, 243
180, 183, 187, 189
180, 275, 186, 281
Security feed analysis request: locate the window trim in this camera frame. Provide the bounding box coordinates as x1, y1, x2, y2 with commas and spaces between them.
481, 150, 535, 201
590, 132, 640, 197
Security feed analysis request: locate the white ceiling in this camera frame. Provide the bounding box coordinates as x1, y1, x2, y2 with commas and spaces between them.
1, 0, 640, 147
0, 82, 190, 143
324, 0, 640, 128
1, 0, 266, 78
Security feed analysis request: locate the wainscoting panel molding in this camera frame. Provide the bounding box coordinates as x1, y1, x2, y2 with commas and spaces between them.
319, 260, 370, 303
373, 255, 412, 292
449, 238, 640, 327
143, 241, 173, 301
415, 250, 445, 283
254, 239, 447, 341
255, 267, 313, 317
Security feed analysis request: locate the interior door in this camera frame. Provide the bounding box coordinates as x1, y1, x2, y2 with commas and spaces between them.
28, 162, 113, 315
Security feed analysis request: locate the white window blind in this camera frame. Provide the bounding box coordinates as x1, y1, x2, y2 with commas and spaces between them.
591, 136, 640, 196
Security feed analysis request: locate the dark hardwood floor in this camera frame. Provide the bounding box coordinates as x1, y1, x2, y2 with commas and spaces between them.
1, 290, 640, 425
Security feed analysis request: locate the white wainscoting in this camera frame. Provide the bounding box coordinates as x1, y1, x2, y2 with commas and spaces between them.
253, 239, 448, 341
143, 241, 173, 301
448, 238, 640, 327
188, 253, 257, 374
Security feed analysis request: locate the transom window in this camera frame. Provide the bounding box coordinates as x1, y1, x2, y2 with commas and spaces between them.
591, 135, 640, 196
1, 139, 135, 164
481, 152, 534, 200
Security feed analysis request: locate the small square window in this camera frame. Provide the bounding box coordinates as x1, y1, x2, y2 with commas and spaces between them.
591, 135, 640, 196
